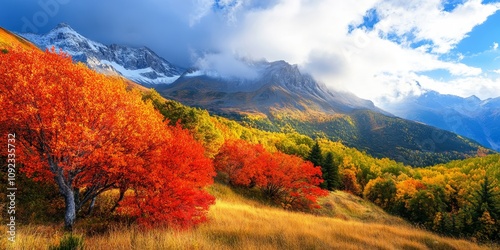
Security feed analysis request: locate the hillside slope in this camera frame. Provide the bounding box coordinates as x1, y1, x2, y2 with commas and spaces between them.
240, 108, 489, 166
0, 27, 39, 50
160, 61, 490, 166
4, 183, 487, 250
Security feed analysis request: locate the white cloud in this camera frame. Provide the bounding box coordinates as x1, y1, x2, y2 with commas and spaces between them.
189, 0, 214, 27
185, 0, 499, 102
493, 42, 499, 50
226, 0, 381, 64
373, 0, 500, 54
194, 53, 259, 79
414, 75, 500, 100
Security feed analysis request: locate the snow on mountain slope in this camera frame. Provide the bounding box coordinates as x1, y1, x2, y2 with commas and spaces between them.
100, 60, 179, 84
19, 23, 183, 85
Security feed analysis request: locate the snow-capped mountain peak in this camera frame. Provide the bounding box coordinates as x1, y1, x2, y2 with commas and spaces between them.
19, 23, 183, 85
21, 23, 106, 56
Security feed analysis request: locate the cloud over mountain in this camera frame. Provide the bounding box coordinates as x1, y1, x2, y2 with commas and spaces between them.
2, 0, 499, 103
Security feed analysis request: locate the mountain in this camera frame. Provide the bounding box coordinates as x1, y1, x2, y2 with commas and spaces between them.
17, 24, 490, 166
157, 62, 489, 166
158, 60, 383, 116
381, 90, 500, 151
19, 23, 183, 85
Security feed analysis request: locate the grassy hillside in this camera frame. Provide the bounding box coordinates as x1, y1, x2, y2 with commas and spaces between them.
0, 27, 39, 51
2, 183, 489, 250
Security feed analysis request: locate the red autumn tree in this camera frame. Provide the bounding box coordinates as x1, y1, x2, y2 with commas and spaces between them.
118, 124, 215, 228
214, 139, 266, 187
257, 151, 327, 210
215, 139, 327, 210
0, 47, 214, 230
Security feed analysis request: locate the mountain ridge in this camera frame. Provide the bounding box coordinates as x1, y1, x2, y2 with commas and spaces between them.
19, 23, 184, 85
157, 61, 489, 166
19, 23, 383, 116
381, 89, 500, 151
162, 59, 385, 116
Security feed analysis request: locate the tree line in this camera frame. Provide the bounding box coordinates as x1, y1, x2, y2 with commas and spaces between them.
308, 141, 500, 242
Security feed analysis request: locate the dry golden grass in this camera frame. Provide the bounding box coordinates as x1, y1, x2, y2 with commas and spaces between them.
317, 190, 409, 226
1, 184, 492, 250
0, 27, 40, 50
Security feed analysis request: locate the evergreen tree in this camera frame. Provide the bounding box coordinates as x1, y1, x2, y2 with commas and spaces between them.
307, 141, 326, 189
323, 152, 341, 190
473, 176, 500, 221
471, 176, 500, 241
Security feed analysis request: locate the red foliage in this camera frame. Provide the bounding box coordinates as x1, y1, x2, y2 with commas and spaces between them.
0, 47, 215, 229
119, 125, 215, 228
258, 151, 327, 210
214, 139, 266, 187
215, 139, 327, 210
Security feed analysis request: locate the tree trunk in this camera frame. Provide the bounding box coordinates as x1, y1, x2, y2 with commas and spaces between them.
110, 187, 126, 213
63, 189, 77, 231
87, 196, 96, 216
53, 167, 77, 232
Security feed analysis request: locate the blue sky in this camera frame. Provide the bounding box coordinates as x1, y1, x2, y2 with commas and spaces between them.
421, 9, 500, 80
1, 0, 499, 103
453, 11, 500, 68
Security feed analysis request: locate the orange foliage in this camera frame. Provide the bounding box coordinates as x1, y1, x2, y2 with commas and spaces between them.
0, 47, 214, 229
341, 169, 362, 196
0, 27, 39, 50
396, 179, 426, 200
214, 139, 266, 187
258, 151, 328, 210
